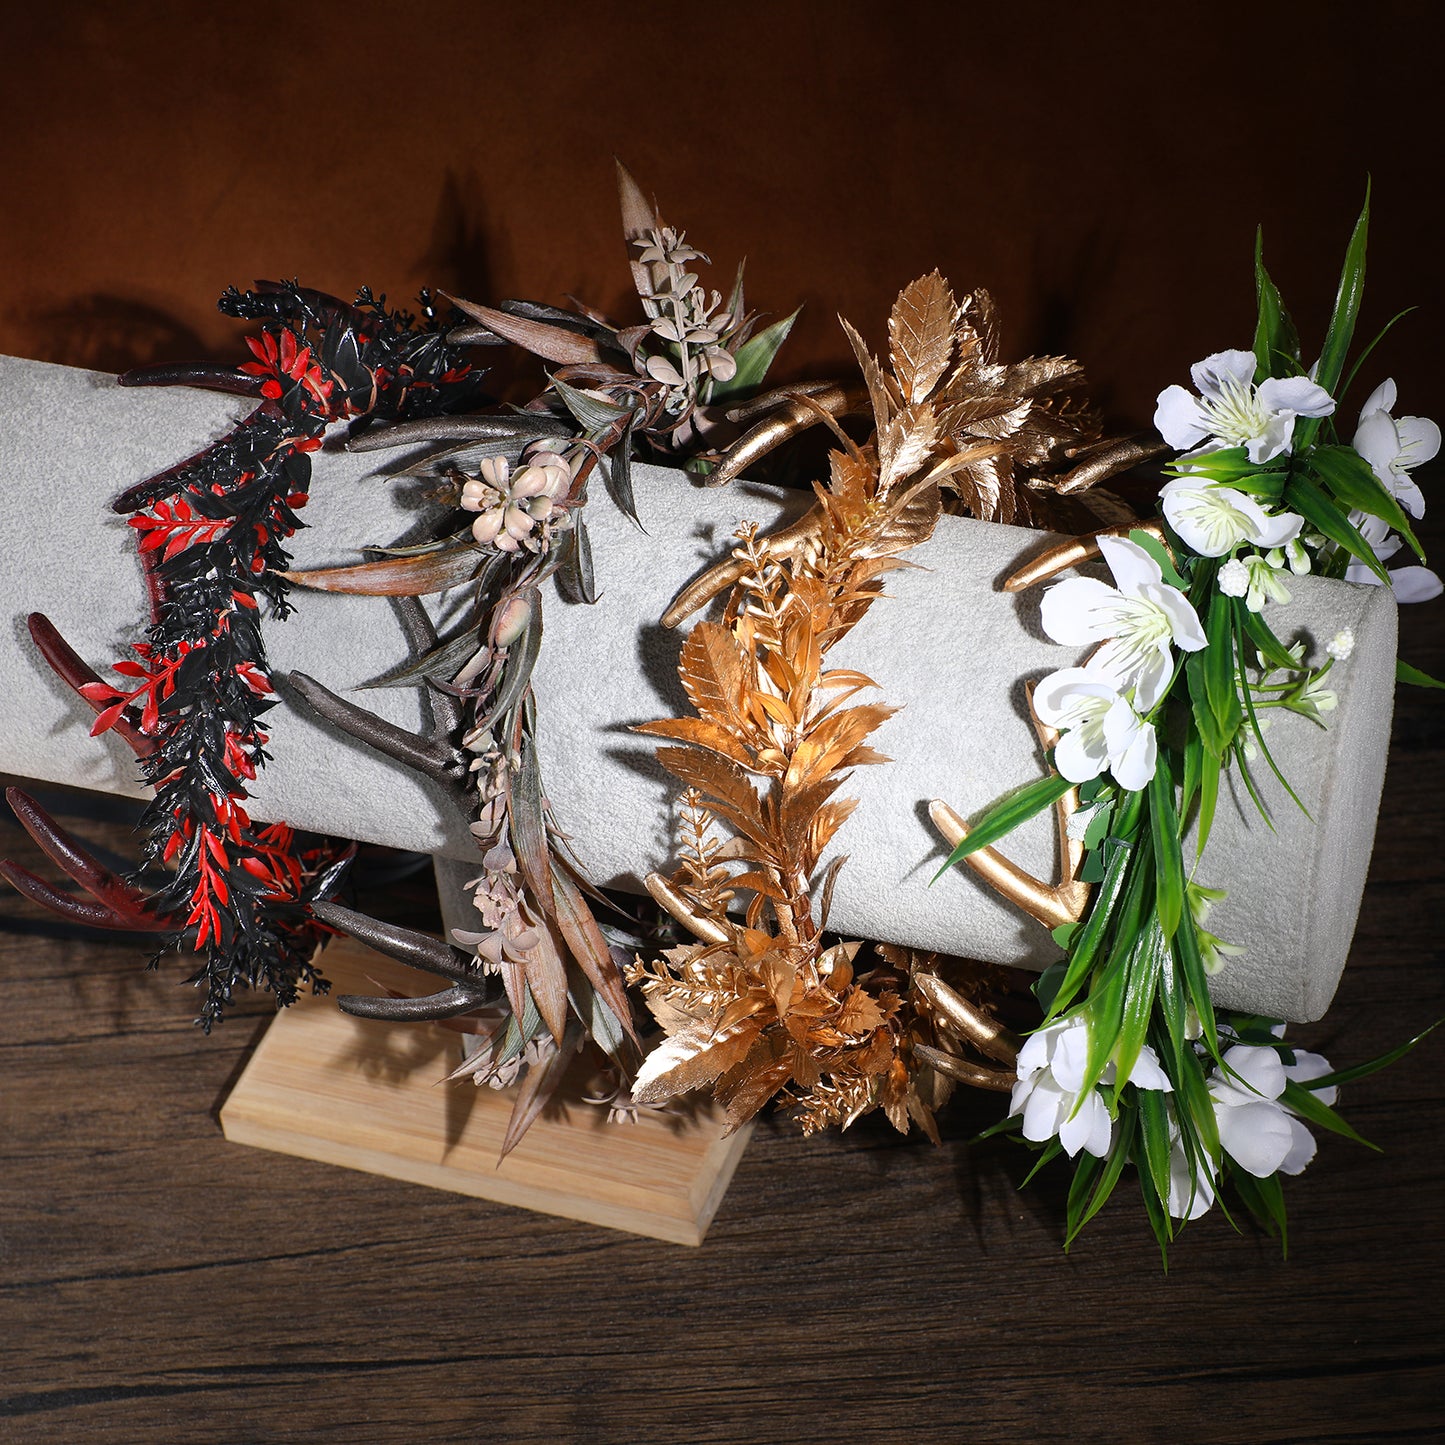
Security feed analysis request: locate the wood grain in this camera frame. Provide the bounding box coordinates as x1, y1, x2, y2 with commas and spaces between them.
2, 613, 1442, 1443
219, 941, 751, 1247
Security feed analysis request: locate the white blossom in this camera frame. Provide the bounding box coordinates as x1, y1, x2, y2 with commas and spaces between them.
1218, 557, 1250, 597
1033, 666, 1157, 792
1344, 513, 1444, 604
1353, 378, 1439, 520
1159, 478, 1304, 558
1040, 535, 1206, 710
1240, 554, 1292, 613
1326, 629, 1354, 663
1154, 348, 1335, 464
1011, 1015, 1171, 1160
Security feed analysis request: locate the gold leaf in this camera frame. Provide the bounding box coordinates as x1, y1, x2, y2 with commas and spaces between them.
633, 717, 756, 769
859, 475, 942, 559
631, 1019, 756, 1104
654, 746, 769, 848
888, 271, 958, 406
834, 986, 887, 1037
839, 316, 894, 435
878, 400, 939, 492
805, 797, 860, 872
679, 622, 750, 734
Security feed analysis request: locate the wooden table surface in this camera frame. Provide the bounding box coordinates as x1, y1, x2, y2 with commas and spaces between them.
3, 580, 1443, 1444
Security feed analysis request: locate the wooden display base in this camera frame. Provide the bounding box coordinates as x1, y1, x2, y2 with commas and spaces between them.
220, 937, 752, 1245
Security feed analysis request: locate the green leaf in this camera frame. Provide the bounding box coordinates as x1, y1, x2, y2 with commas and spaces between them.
1129, 529, 1187, 590
1309, 444, 1424, 560
1397, 659, 1445, 690
1115, 921, 1166, 1088
1296, 184, 1369, 449
1047, 844, 1139, 1022
1164, 446, 1260, 481
1296, 1016, 1442, 1090
1232, 1169, 1288, 1254
1218, 471, 1287, 502
1136, 1085, 1175, 1224
1237, 603, 1302, 674
1283, 475, 1390, 582
932, 773, 1074, 879
1083, 803, 1114, 850
707, 306, 801, 404
1138, 1162, 1173, 1265
1195, 747, 1221, 861
1252, 228, 1300, 380
1281, 1080, 1378, 1150
1339, 306, 1417, 401
1173, 914, 1220, 1065
1235, 629, 1312, 821
1148, 761, 1185, 940
1064, 1147, 1105, 1246
1080, 946, 1130, 1101
1066, 1105, 1138, 1243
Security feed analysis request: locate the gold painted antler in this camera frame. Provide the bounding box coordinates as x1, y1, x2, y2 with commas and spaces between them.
1003, 519, 1168, 592
929, 682, 1089, 931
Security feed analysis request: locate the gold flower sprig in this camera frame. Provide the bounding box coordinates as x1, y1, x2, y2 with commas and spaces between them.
628, 275, 1021, 1134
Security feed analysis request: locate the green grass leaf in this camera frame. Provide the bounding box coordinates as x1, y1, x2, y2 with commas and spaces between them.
707, 306, 801, 404
1296, 184, 1369, 449
1237, 603, 1302, 674
1148, 761, 1185, 940
1281, 1080, 1379, 1151
1296, 1016, 1442, 1090
932, 773, 1074, 879
1284, 475, 1390, 582
1129, 529, 1187, 589
1066, 1105, 1138, 1243
1309, 444, 1424, 560
1136, 1085, 1175, 1225
1252, 228, 1301, 380
1398, 659, 1445, 690
1232, 1169, 1289, 1255
1114, 922, 1166, 1089
1047, 844, 1142, 1021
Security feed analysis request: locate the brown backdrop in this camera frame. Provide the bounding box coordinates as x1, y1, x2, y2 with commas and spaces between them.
4, 1, 1443, 438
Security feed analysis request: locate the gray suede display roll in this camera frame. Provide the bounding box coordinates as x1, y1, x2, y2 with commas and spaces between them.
0, 354, 1397, 1021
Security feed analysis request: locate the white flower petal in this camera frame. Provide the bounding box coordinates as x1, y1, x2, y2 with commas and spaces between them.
1112, 720, 1157, 793
1389, 565, 1444, 604
1154, 386, 1211, 451
1032, 668, 1114, 726
1145, 583, 1208, 652
1393, 474, 1426, 519
1021, 1077, 1069, 1144
1050, 1022, 1090, 1092
1191, 349, 1257, 398
1097, 534, 1162, 595
1220, 1044, 1287, 1101
1252, 508, 1305, 550
1257, 374, 1336, 419
1278, 1115, 1317, 1176
1059, 1090, 1111, 1159
1167, 1138, 1216, 1220
1216, 1098, 1296, 1177
1126, 1045, 1172, 1093
1053, 728, 1107, 784
1246, 413, 1296, 465
1395, 413, 1441, 469
1354, 408, 1402, 478
1040, 576, 1122, 646
1282, 1049, 1337, 1108
1359, 377, 1396, 418
1015, 1028, 1054, 1078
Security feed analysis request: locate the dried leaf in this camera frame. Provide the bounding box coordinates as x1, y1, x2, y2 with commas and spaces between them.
282, 544, 483, 596
448, 295, 604, 366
